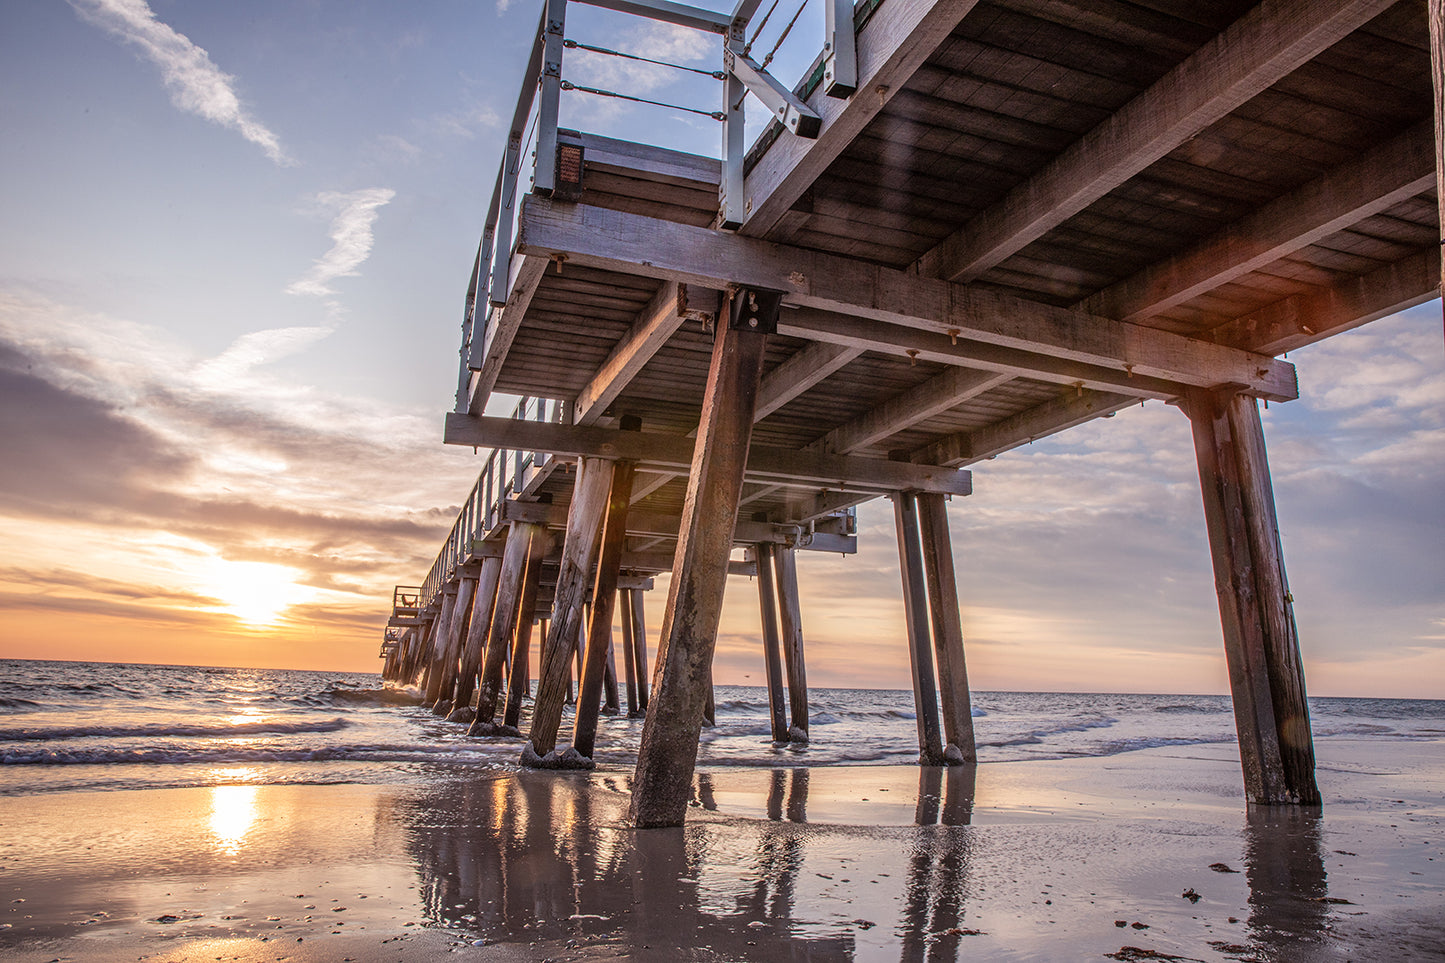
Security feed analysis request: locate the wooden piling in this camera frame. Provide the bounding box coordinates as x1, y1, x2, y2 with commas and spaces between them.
502, 532, 548, 729
630, 302, 769, 828
773, 547, 809, 740
573, 459, 637, 759
453, 556, 503, 713
916, 492, 976, 762
893, 492, 945, 765
471, 521, 541, 732
629, 589, 649, 711
526, 456, 613, 761
425, 583, 461, 707
1185, 389, 1320, 805
755, 543, 790, 742
602, 635, 621, 715
619, 588, 640, 716
433, 571, 477, 714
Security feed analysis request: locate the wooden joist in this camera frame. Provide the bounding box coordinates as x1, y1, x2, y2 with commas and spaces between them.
516, 199, 1299, 401
911, 388, 1139, 468
1209, 246, 1442, 356
741, 0, 984, 236
912, 0, 1401, 282
573, 281, 691, 425
444, 412, 972, 494
467, 254, 549, 415
1081, 121, 1437, 325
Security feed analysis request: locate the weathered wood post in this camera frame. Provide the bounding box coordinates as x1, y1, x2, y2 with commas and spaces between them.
629, 589, 649, 711
619, 588, 640, 716
773, 546, 809, 742
754, 542, 791, 742
406, 615, 435, 685
916, 492, 976, 763
470, 519, 544, 735
1431, 0, 1444, 332
893, 491, 946, 765
572, 457, 637, 761
602, 638, 621, 715
524, 456, 612, 765
1184, 389, 1320, 806
502, 539, 548, 731
631, 287, 773, 827
451, 557, 504, 721
433, 567, 478, 715
425, 582, 461, 707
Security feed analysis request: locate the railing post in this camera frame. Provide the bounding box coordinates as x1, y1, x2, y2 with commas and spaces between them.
823, 0, 858, 97
533, 0, 568, 195
719, 21, 747, 230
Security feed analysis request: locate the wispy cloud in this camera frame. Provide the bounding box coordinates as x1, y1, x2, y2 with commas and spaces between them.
286, 188, 397, 298
66, 0, 292, 165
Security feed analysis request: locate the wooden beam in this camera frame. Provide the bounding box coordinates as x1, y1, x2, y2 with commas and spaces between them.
893, 492, 945, 765
911, 389, 1139, 467
755, 341, 862, 420
471, 522, 541, 731
573, 281, 690, 426
1209, 246, 1442, 356
916, 492, 975, 762
579, 132, 720, 190
755, 542, 791, 742
445, 412, 972, 495
526, 456, 613, 760
1433, 0, 1445, 336
572, 459, 636, 758
466, 254, 549, 415
1081, 121, 1437, 323
913, 0, 1399, 282
452, 555, 504, 713
517, 199, 1299, 401
632, 313, 769, 828
1184, 389, 1319, 805
773, 547, 809, 739
815, 367, 1012, 454
740, 0, 982, 236
501, 531, 548, 731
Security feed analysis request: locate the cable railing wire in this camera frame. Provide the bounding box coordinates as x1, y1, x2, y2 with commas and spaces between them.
743, 0, 781, 56
760, 0, 809, 71
563, 38, 726, 79
560, 80, 726, 120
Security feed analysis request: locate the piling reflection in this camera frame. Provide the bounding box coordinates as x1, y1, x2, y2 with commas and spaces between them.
900, 767, 977, 962
396, 772, 855, 959
1242, 806, 1329, 959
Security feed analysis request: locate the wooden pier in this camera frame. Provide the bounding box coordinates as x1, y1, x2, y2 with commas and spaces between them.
383, 0, 1443, 826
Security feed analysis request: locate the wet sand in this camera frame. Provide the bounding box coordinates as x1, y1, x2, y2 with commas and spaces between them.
2, 740, 1440, 962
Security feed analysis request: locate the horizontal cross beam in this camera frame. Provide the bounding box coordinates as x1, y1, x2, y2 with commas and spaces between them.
517, 199, 1298, 401
444, 412, 971, 494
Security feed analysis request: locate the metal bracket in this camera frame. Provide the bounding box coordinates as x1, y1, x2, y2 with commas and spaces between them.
727, 287, 783, 333
822, 0, 857, 97
728, 52, 821, 138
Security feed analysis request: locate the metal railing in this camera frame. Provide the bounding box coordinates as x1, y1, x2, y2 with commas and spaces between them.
455, 0, 859, 413
416, 396, 567, 613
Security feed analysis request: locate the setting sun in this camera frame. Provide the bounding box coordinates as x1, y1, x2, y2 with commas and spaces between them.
204, 559, 312, 626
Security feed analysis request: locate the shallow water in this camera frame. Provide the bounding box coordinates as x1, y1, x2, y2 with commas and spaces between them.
1, 659, 1441, 795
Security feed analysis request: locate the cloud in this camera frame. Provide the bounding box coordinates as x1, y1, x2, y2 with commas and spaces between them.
66, 0, 292, 165
286, 188, 397, 298
0, 289, 483, 655
194, 326, 336, 383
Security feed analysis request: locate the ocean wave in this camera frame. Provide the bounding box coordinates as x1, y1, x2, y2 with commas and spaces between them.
0, 697, 41, 712
325, 688, 425, 707
0, 717, 351, 743
0, 742, 514, 767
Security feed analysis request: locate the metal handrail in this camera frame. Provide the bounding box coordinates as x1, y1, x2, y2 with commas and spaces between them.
416, 395, 565, 612
454, 0, 857, 413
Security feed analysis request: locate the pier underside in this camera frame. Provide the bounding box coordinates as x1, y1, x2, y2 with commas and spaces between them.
386, 0, 1441, 824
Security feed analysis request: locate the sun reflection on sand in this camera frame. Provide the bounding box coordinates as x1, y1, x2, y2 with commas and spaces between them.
208, 774, 262, 855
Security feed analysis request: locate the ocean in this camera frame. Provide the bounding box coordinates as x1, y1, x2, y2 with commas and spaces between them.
3, 659, 1440, 798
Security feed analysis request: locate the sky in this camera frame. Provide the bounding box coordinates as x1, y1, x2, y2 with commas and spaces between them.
0, 0, 1441, 697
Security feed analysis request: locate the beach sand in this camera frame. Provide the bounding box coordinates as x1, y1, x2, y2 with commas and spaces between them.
2, 740, 1440, 962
